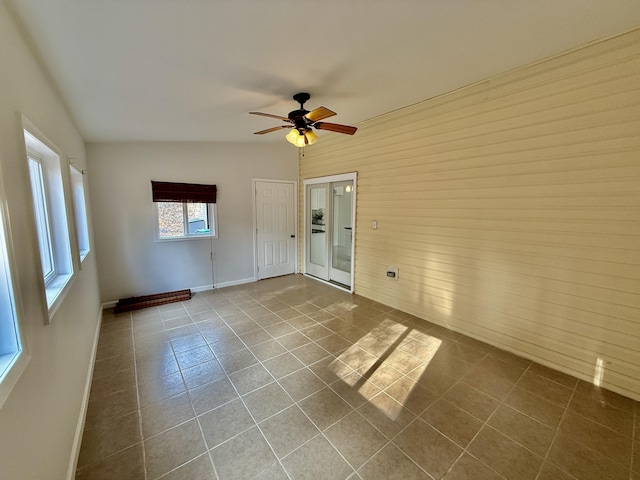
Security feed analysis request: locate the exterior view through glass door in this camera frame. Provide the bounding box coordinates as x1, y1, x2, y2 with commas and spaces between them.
330, 181, 353, 286
306, 183, 329, 279
305, 174, 356, 290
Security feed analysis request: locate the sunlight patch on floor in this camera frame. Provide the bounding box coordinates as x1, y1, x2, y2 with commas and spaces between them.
329, 320, 442, 419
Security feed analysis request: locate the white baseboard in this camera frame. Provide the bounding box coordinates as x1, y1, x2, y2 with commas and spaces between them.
191, 284, 214, 293
66, 306, 103, 480
213, 277, 257, 289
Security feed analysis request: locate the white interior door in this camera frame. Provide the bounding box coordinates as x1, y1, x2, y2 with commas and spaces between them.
255, 181, 296, 279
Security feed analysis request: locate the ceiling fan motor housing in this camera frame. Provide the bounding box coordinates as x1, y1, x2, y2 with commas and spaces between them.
289, 110, 310, 131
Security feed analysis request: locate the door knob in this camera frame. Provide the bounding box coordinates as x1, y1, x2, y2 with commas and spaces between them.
290, 234, 296, 238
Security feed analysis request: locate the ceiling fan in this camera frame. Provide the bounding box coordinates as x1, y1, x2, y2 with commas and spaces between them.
250, 92, 357, 147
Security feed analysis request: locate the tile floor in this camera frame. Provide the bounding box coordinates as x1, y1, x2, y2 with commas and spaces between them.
75, 274, 639, 480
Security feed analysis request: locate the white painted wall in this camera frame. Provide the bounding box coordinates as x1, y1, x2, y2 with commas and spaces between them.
87, 142, 296, 303
0, 4, 102, 480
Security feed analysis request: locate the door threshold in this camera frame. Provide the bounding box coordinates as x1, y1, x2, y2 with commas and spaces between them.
303, 273, 353, 293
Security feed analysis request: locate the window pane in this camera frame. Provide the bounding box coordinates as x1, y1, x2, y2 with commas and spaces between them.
0, 212, 20, 369
157, 202, 185, 238
24, 127, 75, 315
187, 203, 209, 235
71, 167, 90, 259
27, 158, 55, 280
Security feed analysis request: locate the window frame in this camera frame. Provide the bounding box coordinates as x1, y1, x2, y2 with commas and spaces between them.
27, 153, 56, 284
70, 165, 91, 262
0, 156, 30, 410
23, 119, 77, 323
155, 201, 218, 242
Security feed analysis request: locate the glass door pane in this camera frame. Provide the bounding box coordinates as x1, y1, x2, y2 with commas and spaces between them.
306, 183, 329, 280
329, 181, 353, 287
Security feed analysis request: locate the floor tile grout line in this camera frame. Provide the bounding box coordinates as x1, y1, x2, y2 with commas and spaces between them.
137, 303, 211, 480
129, 311, 149, 480
137, 312, 469, 479
156, 296, 258, 479
277, 428, 358, 479
533, 371, 580, 480
266, 314, 442, 478
89, 280, 640, 480
211, 290, 393, 479
211, 291, 484, 479
75, 314, 143, 476
181, 306, 222, 480
460, 364, 531, 479
199, 292, 333, 479
136, 297, 479, 474
541, 381, 636, 475
152, 453, 214, 480
321, 408, 393, 473
215, 349, 295, 480
354, 437, 436, 480
558, 397, 636, 441
421, 354, 529, 480
371, 351, 503, 480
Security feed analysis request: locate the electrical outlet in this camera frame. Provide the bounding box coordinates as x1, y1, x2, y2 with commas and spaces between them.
386, 266, 398, 280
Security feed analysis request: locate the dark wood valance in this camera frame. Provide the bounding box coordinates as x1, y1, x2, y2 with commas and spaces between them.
151, 181, 217, 203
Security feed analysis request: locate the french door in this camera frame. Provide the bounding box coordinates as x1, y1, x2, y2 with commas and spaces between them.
304, 173, 356, 290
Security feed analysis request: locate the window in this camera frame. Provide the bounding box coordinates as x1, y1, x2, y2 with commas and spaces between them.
24, 127, 74, 318
157, 202, 217, 240
0, 168, 29, 409
27, 156, 55, 282
70, 166, 90, 261
152, 181, 218, 240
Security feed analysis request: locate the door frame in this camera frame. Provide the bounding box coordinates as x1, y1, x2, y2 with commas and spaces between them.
303, 172, 357, 293
252, 178, 298, 281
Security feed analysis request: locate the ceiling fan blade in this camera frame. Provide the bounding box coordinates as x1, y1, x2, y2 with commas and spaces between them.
249, 112, 292, 122
314, 122, 358, 135
254, 125, 291, 135
305, 106, 336, 122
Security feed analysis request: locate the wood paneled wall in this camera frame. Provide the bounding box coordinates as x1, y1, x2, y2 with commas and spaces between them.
299, 29, 640, 400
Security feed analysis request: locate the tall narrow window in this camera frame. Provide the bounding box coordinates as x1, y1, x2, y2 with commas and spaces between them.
0, 168, 29, 408
70, 166, 90, 261
24, 127, 74, 318
28, 156, 55, 282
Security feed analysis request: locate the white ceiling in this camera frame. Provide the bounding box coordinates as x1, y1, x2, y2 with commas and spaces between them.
6, 0, 640, 143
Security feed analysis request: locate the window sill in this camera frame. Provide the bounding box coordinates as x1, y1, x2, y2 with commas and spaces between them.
0, 351, 19, 381
45, 272, 74, 321
155, 235, 217, 243
0, 349, 30, 409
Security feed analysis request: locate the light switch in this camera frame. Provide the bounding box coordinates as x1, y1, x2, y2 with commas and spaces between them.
372, 220, 377, 230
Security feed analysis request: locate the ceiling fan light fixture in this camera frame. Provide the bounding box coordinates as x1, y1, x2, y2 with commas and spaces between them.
286, 128, 300, 145
286, 128, 307, 148
304, 128, 318, 145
